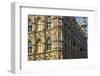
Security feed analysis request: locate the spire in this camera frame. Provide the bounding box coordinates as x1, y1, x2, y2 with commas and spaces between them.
81, 17, 87, 32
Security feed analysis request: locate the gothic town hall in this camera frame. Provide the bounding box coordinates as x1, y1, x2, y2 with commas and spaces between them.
28, 15, 88, 61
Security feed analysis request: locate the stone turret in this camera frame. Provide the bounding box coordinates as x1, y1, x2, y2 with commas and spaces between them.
81, 17, 87, 32
81, 17, 87, 37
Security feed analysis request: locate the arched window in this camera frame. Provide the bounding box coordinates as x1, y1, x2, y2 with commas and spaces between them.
58, 31, 64, 49
37, 19, 43, 31
37, 40, 43, 53
28, 40, 32, 53
47, 38, 52, 50
47, 16, 51, 29
58, 31, 63, 41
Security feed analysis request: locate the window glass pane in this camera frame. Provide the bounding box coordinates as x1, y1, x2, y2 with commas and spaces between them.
28, 47, 32, 53
47, 38, 52, 50
28, 26, 32, 32
28, 21, 32, 32
28, 41, 32, 53
47, 16, 51, 28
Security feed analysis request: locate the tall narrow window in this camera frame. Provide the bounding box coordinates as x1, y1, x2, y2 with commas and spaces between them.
58, 31, 64, 49
37, 40, 43, 53
47, 38, 52, 50
38, 19, 43, 31
28, 20, 32, 32
58, 31, 63, 41
28, 40, 32, 53
47, 16, 51, 29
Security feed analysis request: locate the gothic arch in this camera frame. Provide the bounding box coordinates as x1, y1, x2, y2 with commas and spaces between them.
37, 17, 43, 31
36, 38, 43, 53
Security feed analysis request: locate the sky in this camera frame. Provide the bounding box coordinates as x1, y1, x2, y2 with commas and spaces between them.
74, 17, 88, 32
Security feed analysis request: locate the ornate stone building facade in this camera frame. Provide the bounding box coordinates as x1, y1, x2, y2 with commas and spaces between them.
28, 15, 88, 61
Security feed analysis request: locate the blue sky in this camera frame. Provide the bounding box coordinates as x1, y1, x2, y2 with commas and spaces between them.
74, 17, 88, 32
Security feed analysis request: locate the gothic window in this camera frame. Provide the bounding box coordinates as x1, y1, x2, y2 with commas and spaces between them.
28, 20, 32, 32
58, 30, 64, 49
47, 16, 51, 29
37, 40, 43, 53
28, 40, 32, 53
28, 16, 36, 32
58, 31, 63, 41
37, 19, 43, 31
47, 38, 52, 50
